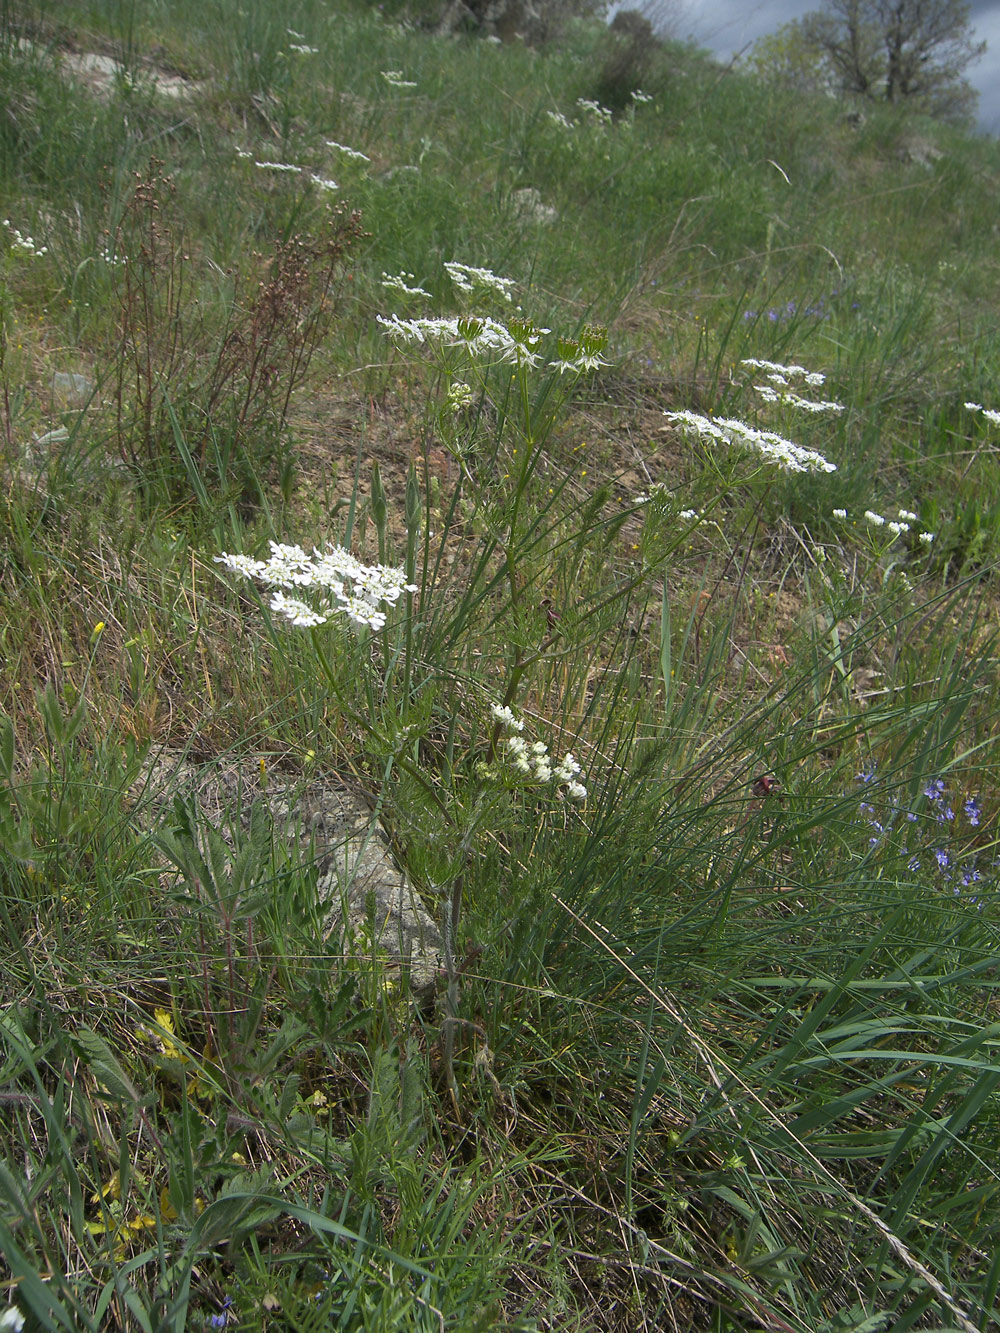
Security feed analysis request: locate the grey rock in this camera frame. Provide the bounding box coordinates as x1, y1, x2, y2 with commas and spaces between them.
135, 752, 443, 1001
51, 371, 95, 406
512, 186, 558, 225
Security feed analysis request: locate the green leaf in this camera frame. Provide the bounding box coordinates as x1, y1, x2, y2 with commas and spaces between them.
72, 1027, 141, 1104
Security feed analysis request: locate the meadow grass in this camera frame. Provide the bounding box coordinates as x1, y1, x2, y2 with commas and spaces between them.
2, 2, 1000, 1329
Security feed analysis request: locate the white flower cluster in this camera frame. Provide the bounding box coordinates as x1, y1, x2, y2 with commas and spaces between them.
255, 160, 302, 173
381, 271, 430, 297
491, 704, 587, 802
832, 507, 934, 544
663, 410, 836, 474
741, 358, 843, 414
216, 541, 418, 632
0, 1306, 24, 1332
444, 260, 515, 302
753, 384, 844, 413
326, 140, 371, 162
3, 221, 46, 258
382, 69, 417, 88
313, 177, 339, 192
576, 97, 614, 123
965, 401, 1000, 426
546, 111, 574, 131
741, 358, 826, 388
631, 89, 654, 104
289, 42, 319, 54
377, 313, 548, 367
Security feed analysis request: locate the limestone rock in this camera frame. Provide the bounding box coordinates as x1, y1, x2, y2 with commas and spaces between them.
135, 751, 443, 1000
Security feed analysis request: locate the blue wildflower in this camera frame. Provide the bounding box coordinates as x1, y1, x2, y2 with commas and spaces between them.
934, 848, 950, 870
208, 1297, 233, 1329
924, 778, 945, 801
964, 796, 981, 827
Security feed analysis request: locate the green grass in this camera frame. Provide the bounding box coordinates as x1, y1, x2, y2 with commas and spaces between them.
2, 1, 1000, 1328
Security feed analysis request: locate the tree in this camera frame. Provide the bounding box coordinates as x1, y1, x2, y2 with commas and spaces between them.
799, 0, 985, 124
745, 18, 839, 97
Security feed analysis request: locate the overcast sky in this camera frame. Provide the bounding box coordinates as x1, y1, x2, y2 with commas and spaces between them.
675, 0, 1000, 133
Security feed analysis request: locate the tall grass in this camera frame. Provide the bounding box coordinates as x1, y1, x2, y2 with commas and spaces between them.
2, 1, 1000, 1328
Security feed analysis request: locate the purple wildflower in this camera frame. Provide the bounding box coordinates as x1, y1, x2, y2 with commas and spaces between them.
924, 778, 945, 801
934, 848, 950, 870
964, 796, 981, 826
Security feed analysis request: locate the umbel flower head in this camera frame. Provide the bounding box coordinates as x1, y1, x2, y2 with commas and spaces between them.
216, 541, 417, 632
663, 409, 836, 474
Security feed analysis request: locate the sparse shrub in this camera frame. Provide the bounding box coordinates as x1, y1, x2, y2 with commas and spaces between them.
110, 160, 363, 506
594, 8, 659, 110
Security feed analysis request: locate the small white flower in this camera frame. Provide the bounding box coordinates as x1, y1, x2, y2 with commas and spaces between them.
554, 753, 581, 782
255, 160, 302, 173
269, 591, 329, 627
491, 703, 524, 731
898, 509, 917, 522
887, 520, 909, 536
832, 508, 847, 520
0, 1307, 25, 1332
546, 111, 574, 130
3, 221, 46, 257
919, 531, 935, 545
565, 780, 587, 802
313, 177, 339, 192
289, 43, 319, 54
382, 69, 417, 88
864, 510, 886, 527
215, 551, 266, 579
